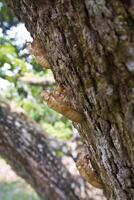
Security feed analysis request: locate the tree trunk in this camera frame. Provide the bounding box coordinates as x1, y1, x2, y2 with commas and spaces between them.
0, 102, 82, 200
7, 1, 134, 199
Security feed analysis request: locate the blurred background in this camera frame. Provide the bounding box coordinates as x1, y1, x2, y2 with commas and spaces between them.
0, 0, 106, 199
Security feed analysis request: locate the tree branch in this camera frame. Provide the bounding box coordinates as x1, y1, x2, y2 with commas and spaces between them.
18, 76, 55, 87
0, 102, 80, 200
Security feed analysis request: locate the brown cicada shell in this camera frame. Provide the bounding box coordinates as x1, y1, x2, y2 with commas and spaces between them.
41, 86, 84, 123
76, 151, 103, 189
27, 39, 50, 69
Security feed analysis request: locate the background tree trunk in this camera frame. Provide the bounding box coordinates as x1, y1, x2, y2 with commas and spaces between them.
7, 1, 134, 199
0, 102, 106, 200
0, 102, 82, 200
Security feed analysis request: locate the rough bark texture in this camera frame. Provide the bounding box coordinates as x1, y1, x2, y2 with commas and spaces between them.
0, 102, 82, 200
7, 1, 134, 200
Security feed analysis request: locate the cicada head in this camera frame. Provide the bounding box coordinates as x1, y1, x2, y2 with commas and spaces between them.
41, 91, 50, 102
27, 39, 44, 56
26, 41, 33, 53
26, 39, 51, 69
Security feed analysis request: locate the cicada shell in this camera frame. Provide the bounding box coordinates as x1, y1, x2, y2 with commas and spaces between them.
41, 89, 84, 123
35, 55, 51, 69
27, 39, 50, 69
27, 39, 42, 56
76, 153, 103, 189
62, 109, 84, 123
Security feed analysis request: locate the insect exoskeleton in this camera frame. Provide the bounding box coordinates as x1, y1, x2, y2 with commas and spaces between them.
63, 108, 84, 123
41, 90, 84, 123
26, 39, 50, 69
35, 55, 50, 69
76, 155, 103, 189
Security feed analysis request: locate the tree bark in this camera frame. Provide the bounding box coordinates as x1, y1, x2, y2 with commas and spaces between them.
0, 102, 81, 200
7, 1, 134, 199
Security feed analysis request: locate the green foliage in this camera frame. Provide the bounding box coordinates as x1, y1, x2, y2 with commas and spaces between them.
42, 121, 72, 140
0, 0, 18, 32
0, 1, 73, 200
0, 181, 40, 200
0, 158, 40, 200
0, 0, 73, 141
0, 38, 27, 82
1, 82, 72, 140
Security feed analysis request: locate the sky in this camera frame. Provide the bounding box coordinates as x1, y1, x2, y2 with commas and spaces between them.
0, 23, 32, 90
0, 23, 32, 44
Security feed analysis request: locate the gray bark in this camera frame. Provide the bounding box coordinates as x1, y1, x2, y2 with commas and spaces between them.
0, 102, 81, 200
7, 1, 134, 199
